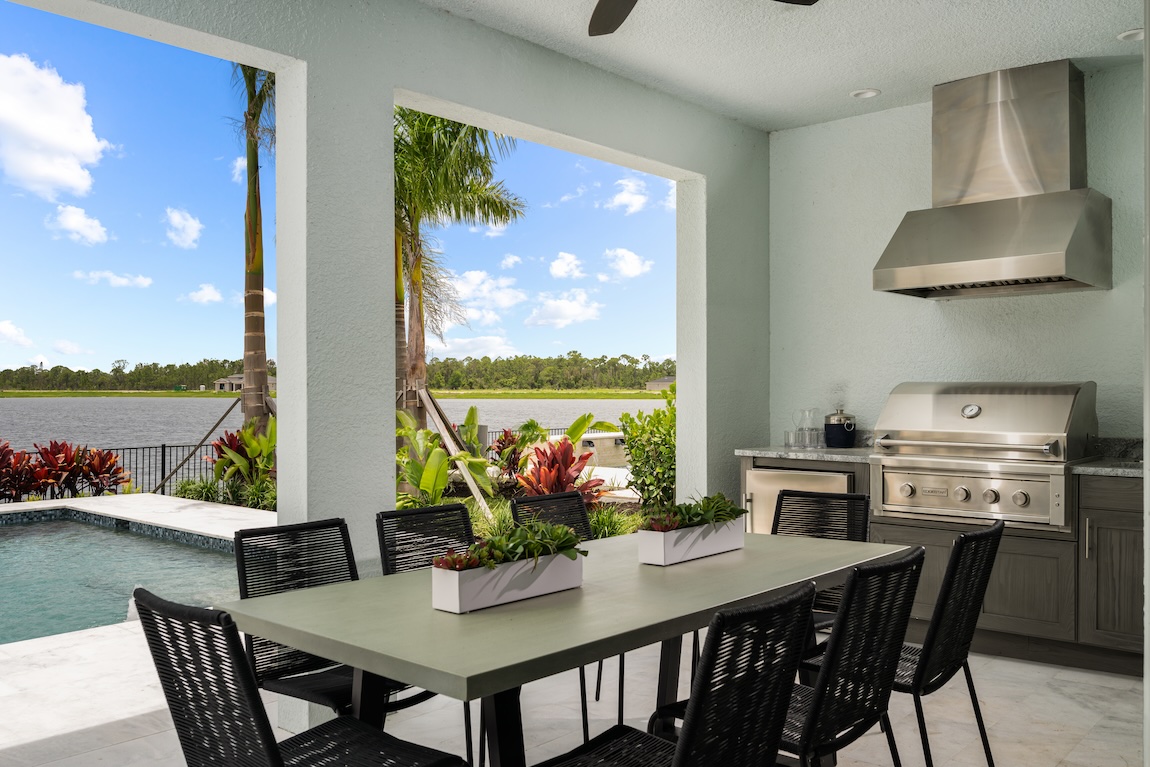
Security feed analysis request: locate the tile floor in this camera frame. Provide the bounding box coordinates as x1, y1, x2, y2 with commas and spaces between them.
0, 619, 1141, 767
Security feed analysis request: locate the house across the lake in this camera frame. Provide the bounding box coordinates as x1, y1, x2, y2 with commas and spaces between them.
646, 376, 675, 392
213, 374, 277, 393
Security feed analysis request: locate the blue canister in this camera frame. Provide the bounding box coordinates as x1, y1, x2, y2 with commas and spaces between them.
824, 409, 856, 448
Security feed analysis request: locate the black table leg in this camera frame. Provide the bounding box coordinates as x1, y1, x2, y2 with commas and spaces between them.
482, 686, 526, 767
352, 669, 391, 729
650, 635, 683, 738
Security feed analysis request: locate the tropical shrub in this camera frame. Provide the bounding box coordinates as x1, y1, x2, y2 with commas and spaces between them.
619, 384, 676, 511
640, 492, 746, 532
432, 519, 587, 571
174, 477, 220, 503
466, 496, 516, 539
589, 504, 643, 539
488, 428, 526, 478
516, 437, 605, 505
0, 439, 130, 502
208, 417, 276, 486
397, 409, 492, 509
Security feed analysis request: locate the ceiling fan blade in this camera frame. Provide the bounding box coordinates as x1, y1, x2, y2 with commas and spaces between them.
589, 0, 639, 36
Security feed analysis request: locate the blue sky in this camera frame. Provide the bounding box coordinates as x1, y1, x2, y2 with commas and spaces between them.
0, 2, 675, 374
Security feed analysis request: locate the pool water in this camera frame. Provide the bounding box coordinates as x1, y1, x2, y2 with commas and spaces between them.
0, 520, 238, 644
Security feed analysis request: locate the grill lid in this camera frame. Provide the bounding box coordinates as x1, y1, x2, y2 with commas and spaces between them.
873, 381, 1098, 462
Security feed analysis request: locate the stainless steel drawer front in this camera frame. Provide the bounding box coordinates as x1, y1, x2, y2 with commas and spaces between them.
880, 469, 1061, 525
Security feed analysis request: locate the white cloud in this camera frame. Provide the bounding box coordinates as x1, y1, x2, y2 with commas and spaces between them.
0, 54, 112, 200
500, 254, 522, 270
483, 222, 508, 238
165, 207, 203, 249
49, 204, 107, 245
604, 178, 649, 215
231, 156, 246, 184
560, 185, 587, 203
264, 288, 277, 306
605, 247, 653, 279
454, 270, 528, 310
550, 252, 586, 279
466, 307, 501, 326
186, 283, 222, 304
28, 353, 49, 369
525, 289, 603, 329
662, 179, 677, 211
53, 340, 91, 355
0, 320, 33, 348
426, 334, 518, 359
597, 273, 610, 283
72, 270, 152, 288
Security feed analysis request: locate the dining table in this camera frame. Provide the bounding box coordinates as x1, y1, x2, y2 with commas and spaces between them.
219, 531, 908, 767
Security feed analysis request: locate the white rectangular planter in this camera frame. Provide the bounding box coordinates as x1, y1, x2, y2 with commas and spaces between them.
432, 553, 583, 614
637, 520, 745, 566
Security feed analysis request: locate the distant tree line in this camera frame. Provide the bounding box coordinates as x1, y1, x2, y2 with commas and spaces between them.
0, 358, 277, 392
426, 352, 675, 390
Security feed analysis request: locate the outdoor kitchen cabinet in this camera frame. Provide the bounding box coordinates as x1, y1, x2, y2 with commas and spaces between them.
1078, 475, 1144, 653
870, 520, 1077, 642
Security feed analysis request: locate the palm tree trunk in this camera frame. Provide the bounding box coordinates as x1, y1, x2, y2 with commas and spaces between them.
241, 66, 269, 433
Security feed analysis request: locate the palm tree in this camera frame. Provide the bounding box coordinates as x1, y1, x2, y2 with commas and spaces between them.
237, 65, 274, 431
393, 108, 526, 408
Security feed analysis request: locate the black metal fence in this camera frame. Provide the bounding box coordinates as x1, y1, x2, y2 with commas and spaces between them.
115, 443, 218, 495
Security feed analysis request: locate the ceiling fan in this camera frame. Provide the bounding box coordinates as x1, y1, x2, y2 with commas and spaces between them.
589, 0, 820, 37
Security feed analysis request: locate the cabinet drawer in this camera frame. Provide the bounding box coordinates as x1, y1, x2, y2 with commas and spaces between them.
1079, 475, 1143, 512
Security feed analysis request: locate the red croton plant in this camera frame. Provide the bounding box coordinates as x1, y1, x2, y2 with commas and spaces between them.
516, 437, 605, 506
0, 439, 129, 501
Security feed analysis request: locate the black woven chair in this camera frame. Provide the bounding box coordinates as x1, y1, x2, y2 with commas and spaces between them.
781, 546, 925, 767
377, 503, 476, 575
133, 587, 465, 767
511, 491, 618, 741
536, 582, 816, 767
772, 490, 870, 629
893, 520, 1004, 767
376, 504, 480, 764
235, 519, 433, 720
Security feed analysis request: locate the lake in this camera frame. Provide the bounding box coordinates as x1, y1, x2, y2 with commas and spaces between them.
0, 396, 658, 451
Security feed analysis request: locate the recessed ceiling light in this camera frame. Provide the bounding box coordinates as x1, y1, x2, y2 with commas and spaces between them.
1117, 28, 1144, 42
850, 88, 882, 99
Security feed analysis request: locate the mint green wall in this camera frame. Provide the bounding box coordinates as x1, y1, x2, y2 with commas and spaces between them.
769, 63, 1144, 441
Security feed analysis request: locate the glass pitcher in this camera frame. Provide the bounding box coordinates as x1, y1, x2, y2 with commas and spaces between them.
792, 407, 821, 448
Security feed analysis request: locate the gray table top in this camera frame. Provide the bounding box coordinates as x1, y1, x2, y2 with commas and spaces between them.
219, 533, 908, 700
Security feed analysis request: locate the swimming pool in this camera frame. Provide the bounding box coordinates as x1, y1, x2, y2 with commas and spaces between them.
0, 519, 238, 644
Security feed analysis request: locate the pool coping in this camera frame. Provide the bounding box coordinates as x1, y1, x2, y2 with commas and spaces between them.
0, 493, 275, 552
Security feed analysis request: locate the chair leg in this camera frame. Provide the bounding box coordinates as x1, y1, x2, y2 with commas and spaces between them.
912, 695, 933, 767
594, 659, 604, 701
880, 712, 903, 767
690, 630, 700, 681
963, 661, 995, 767
578, 665, 590, 743
617, 653, 625, 725
478, 705, 487, 767
463, 701, 474, 766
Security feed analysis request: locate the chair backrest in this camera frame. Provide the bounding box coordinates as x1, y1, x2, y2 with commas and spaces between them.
134, 587, 283, 767
511, 491, 593, 539
234, 518, 358, 683
771, 490, 870, 542
915, 520, 1005, 694
801, 546, 925, 757
376, 503, 475, 575
674, 582, 815, 767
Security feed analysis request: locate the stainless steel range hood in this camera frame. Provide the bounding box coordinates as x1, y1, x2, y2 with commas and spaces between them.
873, 60, 1112, 299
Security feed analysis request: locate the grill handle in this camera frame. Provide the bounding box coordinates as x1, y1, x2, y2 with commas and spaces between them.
874, 436, 1059, 456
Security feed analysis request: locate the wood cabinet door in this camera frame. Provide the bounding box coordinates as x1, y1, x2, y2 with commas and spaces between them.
1079, 508, 1143, 652
870, 521, 1076, 641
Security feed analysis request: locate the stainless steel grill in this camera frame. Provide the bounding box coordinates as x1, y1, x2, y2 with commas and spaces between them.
869, 382, 1099, 529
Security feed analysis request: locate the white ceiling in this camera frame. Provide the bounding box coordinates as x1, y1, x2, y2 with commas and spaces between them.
416, 0, 1144, 132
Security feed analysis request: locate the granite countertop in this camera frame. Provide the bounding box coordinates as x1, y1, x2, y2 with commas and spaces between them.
736, 447, 1144, 477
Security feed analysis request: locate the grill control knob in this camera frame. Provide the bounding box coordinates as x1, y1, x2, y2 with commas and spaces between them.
954, 486, 971, 501
1012, 490, 1030, 507
899, 483, 915, 498
983, 489, 1000, 504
